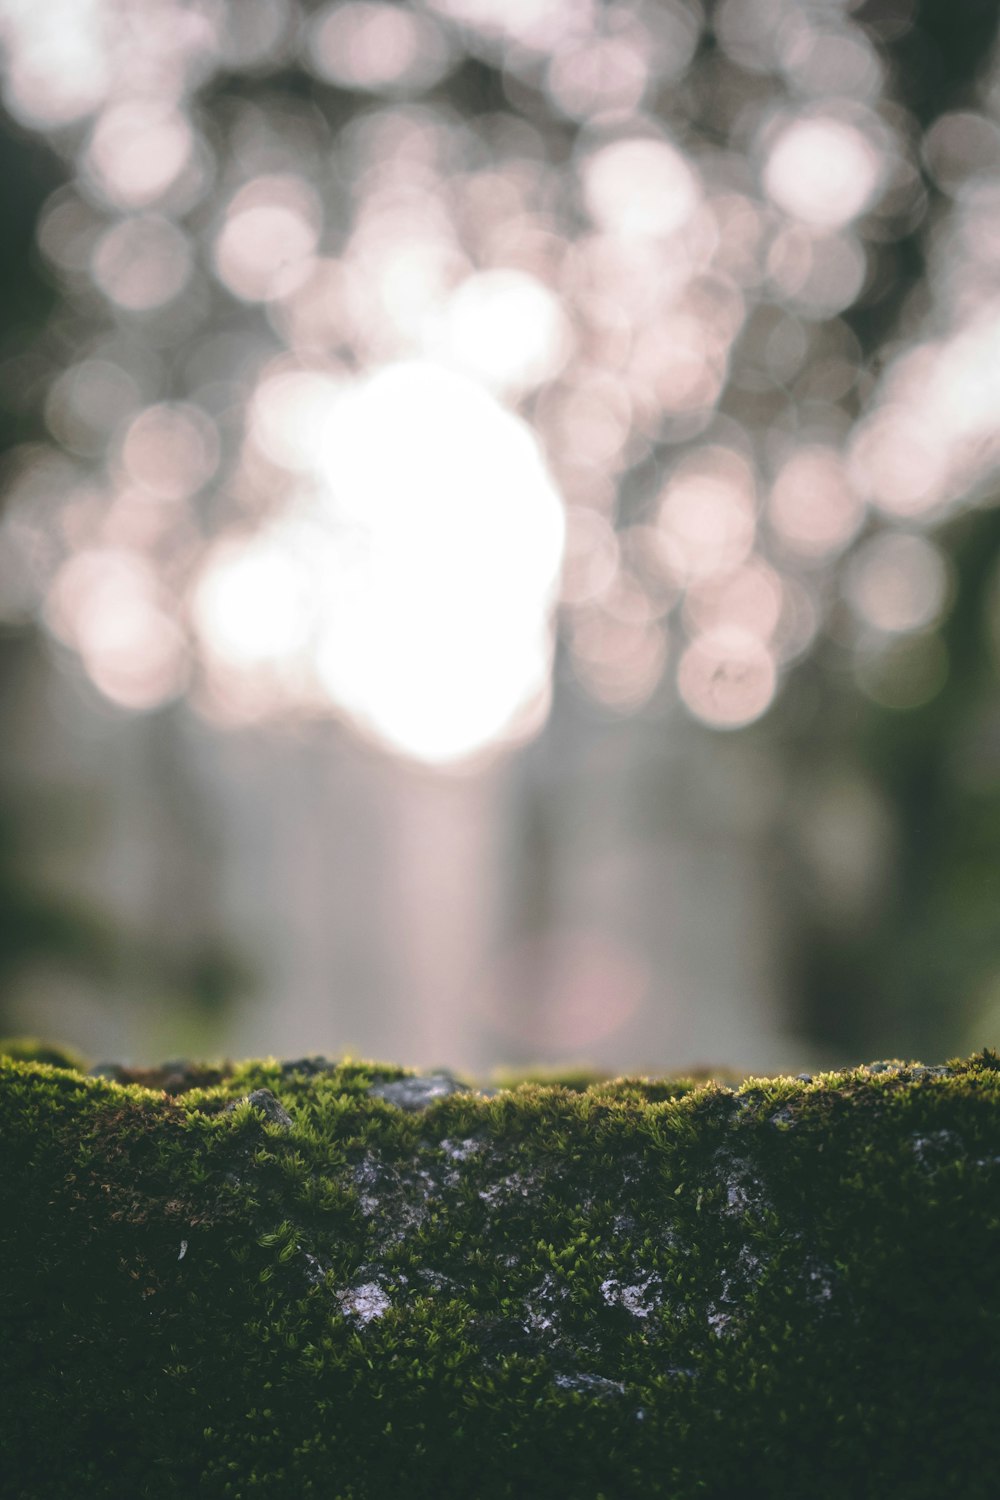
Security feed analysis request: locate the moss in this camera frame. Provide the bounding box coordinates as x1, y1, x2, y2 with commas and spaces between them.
2, 1049, 1000, 1497
0, 1034, 89, 1070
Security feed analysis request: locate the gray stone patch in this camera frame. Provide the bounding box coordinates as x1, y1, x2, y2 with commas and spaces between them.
478, 1170, 535, 1209
734, 1244, 763, 1280
439, 1137, 483, 1162
415, 1268, 458, 1294
866, 1060, 953, 1081
302, 1250, 330, 1287
226, 1089, 293, 1129
349, 1151, 434, 1243
523, 1271, 570, 1336
437, 1136, 484, 1188
336, 1281, 391, 1323
368, 1073, 474, 1111
732, 1087, 768, 1116
804, 1260, 835, 1303
277, 1057, 337, 1078
910, 1128, 963, 1172
600, 1274, 661, 1318
706, 1303, 735, 1337
351, 1152, 389, 1217
713, 1149, 771, 1219
706, 1243, 766, 1338
553, 1371, 625, 1399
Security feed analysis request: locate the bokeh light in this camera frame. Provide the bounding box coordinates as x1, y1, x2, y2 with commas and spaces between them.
118, 404, 219, 502
762, 112, 886, 229
311, 361, 564, 763
855, 632, 949, 712
656, 449, 757, 584
44, 547, 188, 712
844, 532, 950, 636
193, 360, 565, 763
677, 628, 778, 730
582, 136, 700, 240
0, 0, 996, 769
91, 216, 194, 312
304, 2, 455, 95
436, 269, 571, 394
769, 446, 864, 560
84, 100, 194, 210
213, 176, 322, 304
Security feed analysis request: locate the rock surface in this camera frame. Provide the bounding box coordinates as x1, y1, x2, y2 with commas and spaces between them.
2, 1047, 999, 1498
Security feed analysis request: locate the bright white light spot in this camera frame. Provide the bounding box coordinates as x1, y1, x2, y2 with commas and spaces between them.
425, 0, 580, 52
764, 114, 884, 229
861, 312, 1000, 514
844, 532, 949, 635
194, 363, 564, 761
355, 238, 467, 351
192, 533, 315, 669
438, 270, 571, 395
1, 0, 109, 127
250, 368, 348, 473
929, 314, 1000, 441
583, 136, 700, 239
313, 362, 564, 764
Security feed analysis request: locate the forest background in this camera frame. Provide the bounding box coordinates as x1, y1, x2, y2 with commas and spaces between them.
1, 0, 999, 1078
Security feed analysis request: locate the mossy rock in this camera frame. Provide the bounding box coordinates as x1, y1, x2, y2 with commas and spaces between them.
2, 1048, 1000, 1498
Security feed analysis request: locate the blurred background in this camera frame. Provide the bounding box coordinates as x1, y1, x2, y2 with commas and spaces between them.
1, 0, 1000, 1077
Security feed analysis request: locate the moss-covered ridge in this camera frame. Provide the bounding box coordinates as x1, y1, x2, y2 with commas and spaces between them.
2, 1050, 999, 1499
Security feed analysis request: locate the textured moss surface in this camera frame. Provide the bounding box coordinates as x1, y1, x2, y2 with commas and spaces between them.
2, 1048, 1000, 1498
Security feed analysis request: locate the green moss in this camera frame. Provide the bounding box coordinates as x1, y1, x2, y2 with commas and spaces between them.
0, 1034, 89, 1070
2, 1049, 1000, 1497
